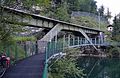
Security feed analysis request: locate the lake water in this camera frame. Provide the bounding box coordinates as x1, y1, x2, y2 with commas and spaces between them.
77, 57, 120, 78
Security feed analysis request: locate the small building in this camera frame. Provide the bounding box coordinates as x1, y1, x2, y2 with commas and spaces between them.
107, 25, 113, 31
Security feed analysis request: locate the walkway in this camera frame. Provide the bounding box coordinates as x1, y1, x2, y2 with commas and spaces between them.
3, 53, 45, 78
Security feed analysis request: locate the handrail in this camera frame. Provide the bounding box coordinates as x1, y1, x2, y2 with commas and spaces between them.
42, 46, 48, 78
41, 37, 119, 78
41, 38, 106, 78
42, 59, 48, 78
42, 41, 64, 78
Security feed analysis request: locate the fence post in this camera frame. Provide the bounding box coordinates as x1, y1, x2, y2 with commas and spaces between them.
24, 42, 27, 58
42, 46, 48, 78
15, 44, 18, 60
35, 41, 38, 54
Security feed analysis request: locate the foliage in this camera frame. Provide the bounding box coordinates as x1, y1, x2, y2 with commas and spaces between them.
13, 36, 36, 42
64, 48, 80, 56
107, 46, 120, 57
66, 0, 81, 11
98, 5, 104, 16
48, 58, 85, 78
65, 0, 97, 14
54, 3, 70, 22
110, 46, 120, 54
104, 8, 112, 21
0, 1, 36, 63
1, 0, 51, 8
0, 43, 26, 62
112, 15, 120, 41
48, 48, 85, 78
71, 16, 107, 31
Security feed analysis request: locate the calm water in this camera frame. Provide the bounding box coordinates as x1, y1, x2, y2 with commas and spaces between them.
77, 57, 120, 78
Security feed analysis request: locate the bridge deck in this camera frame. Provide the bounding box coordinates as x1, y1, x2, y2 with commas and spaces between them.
3, 53, 45, 78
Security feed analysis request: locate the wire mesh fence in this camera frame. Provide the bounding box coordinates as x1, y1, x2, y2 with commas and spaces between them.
0, 41, 37, 63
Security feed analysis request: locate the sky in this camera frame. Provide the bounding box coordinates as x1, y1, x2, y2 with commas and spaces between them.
95, 0, 120, 23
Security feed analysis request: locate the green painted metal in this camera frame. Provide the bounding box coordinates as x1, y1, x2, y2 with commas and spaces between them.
42, 37, 105, 78
15, 44, 18, 60
42, 62, 48, 78
42, 46, 48, 78
42, 41, 65, 78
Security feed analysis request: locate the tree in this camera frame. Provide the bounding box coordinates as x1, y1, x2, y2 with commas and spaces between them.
0, 0, 36, 46
48, 58, 85, 78
90, 0, 97, 14
112, 15, 120, 41
67, 0, 80, 11
98, 5, 105, 16
54, 2, 70, 22
105, 8, 112, 22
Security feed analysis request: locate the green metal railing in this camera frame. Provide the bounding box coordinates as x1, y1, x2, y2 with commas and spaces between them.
42, 37, 105, 78
42, 45, 48, 78
42, 41, 65, 78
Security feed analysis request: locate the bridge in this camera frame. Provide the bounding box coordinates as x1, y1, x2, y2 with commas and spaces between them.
0, 6, 105, 78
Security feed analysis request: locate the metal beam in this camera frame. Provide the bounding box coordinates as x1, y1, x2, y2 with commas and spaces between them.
78, 28, 98, 50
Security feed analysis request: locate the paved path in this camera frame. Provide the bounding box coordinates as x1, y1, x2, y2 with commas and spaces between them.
3, 53, 45, 78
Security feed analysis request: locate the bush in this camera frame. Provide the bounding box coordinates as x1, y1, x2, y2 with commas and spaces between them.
48, 57, 85, 78
48, 48, 85, 78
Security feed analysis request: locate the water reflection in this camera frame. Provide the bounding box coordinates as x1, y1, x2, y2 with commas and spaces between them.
77, 57, 120, 78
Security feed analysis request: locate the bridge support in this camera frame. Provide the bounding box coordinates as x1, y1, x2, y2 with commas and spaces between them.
38, 23, 62, 53
78, 29, 98, 50
40, 23, 62, 42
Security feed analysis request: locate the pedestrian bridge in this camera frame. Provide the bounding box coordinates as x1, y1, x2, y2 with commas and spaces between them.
2, 38, 105, 78
1, 6, 105, 78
